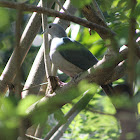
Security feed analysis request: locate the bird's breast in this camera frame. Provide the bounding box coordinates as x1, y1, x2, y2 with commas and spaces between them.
49, 39, 83, 77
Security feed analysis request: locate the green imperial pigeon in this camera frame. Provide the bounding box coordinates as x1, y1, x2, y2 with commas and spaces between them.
44, 23, 113, 94
47, 23, 98, 77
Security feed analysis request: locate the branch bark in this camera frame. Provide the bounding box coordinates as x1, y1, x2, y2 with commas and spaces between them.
13, 8, 23, 99
127, 0, 137, 94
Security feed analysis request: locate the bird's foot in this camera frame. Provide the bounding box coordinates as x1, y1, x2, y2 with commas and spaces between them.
55, 76, 67, 87
45, 76, 58, 95
46, 76, 67, 94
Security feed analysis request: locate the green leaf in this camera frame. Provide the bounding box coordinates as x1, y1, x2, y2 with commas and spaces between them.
71, 0, 92, 8
16, 95, 41, 116
0, 8, 10, 31
0, 97, 15, 119
0, 97, 19, 129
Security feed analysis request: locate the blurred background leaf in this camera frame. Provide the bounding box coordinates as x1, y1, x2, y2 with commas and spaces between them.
71, 0, 92, 8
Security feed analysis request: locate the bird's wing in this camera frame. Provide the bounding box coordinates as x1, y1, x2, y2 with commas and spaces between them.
56, 37, 98, 70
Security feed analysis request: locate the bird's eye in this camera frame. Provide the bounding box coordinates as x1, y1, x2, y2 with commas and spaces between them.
49, 25, 52, 28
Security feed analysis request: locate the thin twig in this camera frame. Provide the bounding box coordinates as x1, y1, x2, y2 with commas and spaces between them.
41, 0, 50, 75
92, 0, 106, 22
87, 108, 114, 116
22, 82, 48, 92
50, 110, 79, 140
41, 0, 53, 94
26, 134, 43, 140
55, 0, 69, 14
34, 124, 46, 139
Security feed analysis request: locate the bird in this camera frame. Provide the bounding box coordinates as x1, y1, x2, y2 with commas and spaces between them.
44, 23, 113, 95
47, 23, 98, 78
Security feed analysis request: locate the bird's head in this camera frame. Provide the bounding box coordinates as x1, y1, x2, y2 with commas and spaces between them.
43, 23, 67, 38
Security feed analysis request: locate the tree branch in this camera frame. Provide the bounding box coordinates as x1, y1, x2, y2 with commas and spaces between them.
82, 4, 119, 53
41, 0, 55, 94
80, 48, 129, 85
127, 0, 137, 93
0, 1, 115, 38
92, 0, 106, 22
24, 46, 135, 123
12, 8, 23, 99
26, 134, 43, 140
55, 0, 69, 14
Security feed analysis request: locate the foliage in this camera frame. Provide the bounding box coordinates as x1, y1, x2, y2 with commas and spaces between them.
60, 94, 119, 140
0, 95, 41, 140
70, 0, 92, 9
0, 0, 140, 140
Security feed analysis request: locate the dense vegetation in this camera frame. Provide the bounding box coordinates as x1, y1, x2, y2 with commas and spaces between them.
0, 0, 140, 140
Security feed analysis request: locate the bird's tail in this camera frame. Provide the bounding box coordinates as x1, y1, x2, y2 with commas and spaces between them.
101, 84, 115, 96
